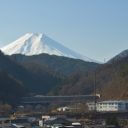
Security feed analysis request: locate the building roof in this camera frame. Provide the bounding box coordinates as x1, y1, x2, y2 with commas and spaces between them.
45, 117, 72, 125
98, 100, 128, 104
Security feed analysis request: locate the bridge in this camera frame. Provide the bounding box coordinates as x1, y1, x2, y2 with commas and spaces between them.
21, 95, 99, 105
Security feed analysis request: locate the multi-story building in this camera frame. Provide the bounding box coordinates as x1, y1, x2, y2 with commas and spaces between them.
87, 100, 128, 112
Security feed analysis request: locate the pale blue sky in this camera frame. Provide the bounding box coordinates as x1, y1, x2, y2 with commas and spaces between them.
0, 0, 128, 62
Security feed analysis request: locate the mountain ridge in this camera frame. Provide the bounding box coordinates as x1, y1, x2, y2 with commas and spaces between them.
108, 49, 128, 63
10, 53, 99, 76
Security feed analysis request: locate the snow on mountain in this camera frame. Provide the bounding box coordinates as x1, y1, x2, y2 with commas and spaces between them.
1, 33, 96, 62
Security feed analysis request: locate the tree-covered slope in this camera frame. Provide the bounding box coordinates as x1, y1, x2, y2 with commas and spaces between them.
10, 53, 99, 76
52, 56, 128, 100
0, 51, 63, 95
0, 71, 26, 105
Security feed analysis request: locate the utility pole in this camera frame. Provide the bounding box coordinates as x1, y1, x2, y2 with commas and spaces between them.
94, 71, 97, 112
93, 71, 97, 125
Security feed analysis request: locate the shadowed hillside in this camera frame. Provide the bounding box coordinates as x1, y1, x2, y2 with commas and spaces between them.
52, 57, 128, 100
0, 71, 26, 105
0, 51, 63, 95
10, 54, 99, 76
2, 50, 128, 103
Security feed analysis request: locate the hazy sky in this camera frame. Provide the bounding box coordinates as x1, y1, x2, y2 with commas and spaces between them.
0, 0, 128, 62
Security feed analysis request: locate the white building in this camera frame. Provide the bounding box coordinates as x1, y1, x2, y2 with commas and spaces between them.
57, 107, 69, 112
87, 100, 128, 112
86, 102, 96, 111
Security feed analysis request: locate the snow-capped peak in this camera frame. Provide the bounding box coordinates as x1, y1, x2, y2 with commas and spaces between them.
1, 33, 96, 62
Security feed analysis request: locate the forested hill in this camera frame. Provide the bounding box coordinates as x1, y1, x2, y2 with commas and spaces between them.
0, 71, 26, 105
0, 51, 99, 104
53, 56, 128, 100
10, 53, 99, 76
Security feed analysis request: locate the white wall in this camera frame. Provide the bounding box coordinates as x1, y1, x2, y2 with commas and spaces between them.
87, 101, 128, 112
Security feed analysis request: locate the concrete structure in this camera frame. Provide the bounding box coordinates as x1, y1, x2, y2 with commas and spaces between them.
97, 100, 128, 112
22, 95, 99, 105
87, 102, 96, 111
87, 100, 128, 112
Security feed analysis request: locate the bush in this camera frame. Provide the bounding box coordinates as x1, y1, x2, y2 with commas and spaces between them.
106, 116, 119, 126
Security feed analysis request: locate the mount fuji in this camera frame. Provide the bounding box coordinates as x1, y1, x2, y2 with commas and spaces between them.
1, 33, 95, 62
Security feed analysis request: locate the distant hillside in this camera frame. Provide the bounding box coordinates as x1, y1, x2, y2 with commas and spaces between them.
10, 54, 99, 76
0, 51, 34, 88
0, 51, 63, 95
100, 57, 128, 99
50, 71, 96, 95
4, 49, 128, 101
52, 56, 128, 100
0, 71, 26, 105
108, 49, 128, 63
